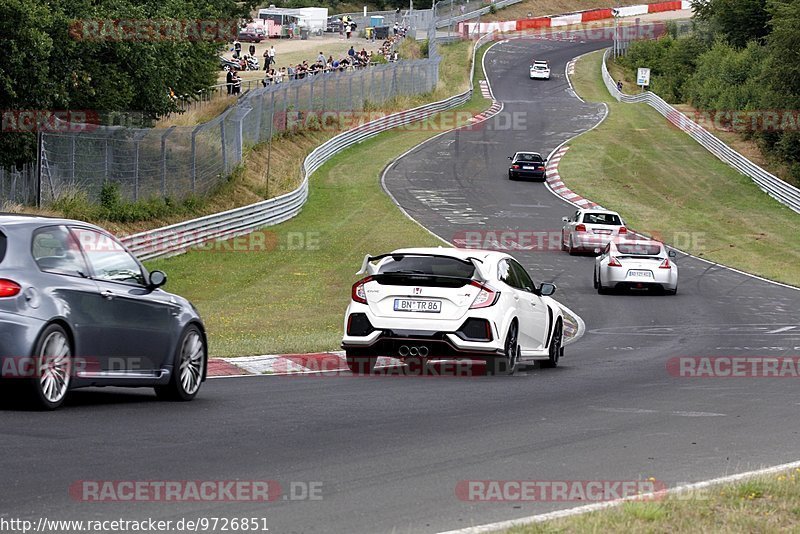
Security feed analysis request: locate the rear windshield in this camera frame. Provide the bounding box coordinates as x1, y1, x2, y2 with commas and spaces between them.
583, 212, 621, 225
617, 243, 662, 256
0, 233, 6, 263
378, 256, 475, 278
514, 153, 543, 163
533, 65, 548, 70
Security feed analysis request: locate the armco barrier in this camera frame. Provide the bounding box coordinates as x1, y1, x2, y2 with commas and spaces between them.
121, 33, 496, 261
601, 48, 800, 214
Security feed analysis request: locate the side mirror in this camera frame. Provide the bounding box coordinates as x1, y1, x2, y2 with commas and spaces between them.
538, 282, 557, 296
561, 216, 569, 222
593, 247, 601, 255
148, 270, 167, 289
668, 250, 677, 258
508, 156, 513, 160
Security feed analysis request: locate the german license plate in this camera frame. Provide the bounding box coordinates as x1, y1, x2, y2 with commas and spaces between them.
628, 270, 653, 279
394, 299, 441, 313
522, 166, 536, 170
594, 229, 612, 234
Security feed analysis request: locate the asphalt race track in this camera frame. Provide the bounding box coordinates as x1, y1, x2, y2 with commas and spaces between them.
3, 39, 800, 534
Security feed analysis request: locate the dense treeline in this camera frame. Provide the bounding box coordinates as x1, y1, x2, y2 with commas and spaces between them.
0, 0, 257, 169
617, 0, 800, 185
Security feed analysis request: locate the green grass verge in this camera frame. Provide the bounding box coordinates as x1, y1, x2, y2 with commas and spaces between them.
146, 41, 493, 357
506, 468, 800, 533
562, 50, 800, 287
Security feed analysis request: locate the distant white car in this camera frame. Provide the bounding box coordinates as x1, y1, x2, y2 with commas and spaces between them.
530, 60, 551, 80
341, 248, 566, 375
561, 208, 628, 255
594, 239, 678, 295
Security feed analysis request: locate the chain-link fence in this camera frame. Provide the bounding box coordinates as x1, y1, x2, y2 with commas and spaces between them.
0, 164, 38, 207
38, 57, 440, 205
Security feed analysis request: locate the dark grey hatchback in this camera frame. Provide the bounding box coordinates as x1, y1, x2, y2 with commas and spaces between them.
0, 215, 207, 409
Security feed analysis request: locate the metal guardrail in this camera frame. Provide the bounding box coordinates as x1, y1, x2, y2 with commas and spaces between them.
121, 33, 495, 261
601, 48, 800, 215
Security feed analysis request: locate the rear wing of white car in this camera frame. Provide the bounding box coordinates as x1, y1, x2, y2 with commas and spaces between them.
356, 253, 489, 282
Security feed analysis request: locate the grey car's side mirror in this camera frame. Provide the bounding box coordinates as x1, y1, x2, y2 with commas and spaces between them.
538, 282, 557, 296
668, 250, 677, 258
148, 270, 167, 289
594, 247, 602, 254
508, 156, 513, 160
561, 216, 569, 222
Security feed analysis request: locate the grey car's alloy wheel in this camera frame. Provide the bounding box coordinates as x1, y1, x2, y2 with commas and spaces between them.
29, 324, 72, 410
156, 325, 206, 401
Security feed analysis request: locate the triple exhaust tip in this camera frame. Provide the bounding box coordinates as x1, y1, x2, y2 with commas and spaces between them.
399, 345, 429, 358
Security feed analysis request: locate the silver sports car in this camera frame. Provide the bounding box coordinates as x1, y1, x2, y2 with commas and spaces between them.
594, 239, 678, 295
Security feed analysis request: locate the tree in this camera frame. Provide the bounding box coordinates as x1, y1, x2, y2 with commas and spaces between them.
692, 0, 771, 48
0, 0, 257, 169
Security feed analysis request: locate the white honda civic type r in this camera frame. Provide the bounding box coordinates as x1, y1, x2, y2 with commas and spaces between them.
341, 248, 566, 375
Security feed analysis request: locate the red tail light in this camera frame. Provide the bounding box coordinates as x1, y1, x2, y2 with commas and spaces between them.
0, 279, 21, 298
511, 165, 520, 169
469, 281, 500, 309
351, 276, 373, 304
608, 256, 622, 267
618, 226, 627, 234
659, 258, 672, 269
575, 224, 586, 232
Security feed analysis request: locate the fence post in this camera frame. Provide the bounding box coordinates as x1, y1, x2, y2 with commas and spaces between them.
349, 76, 354, 110
35, 131, 42, 208
220, 119, 227, 174
160, 127, 173, 198
190, 125, 201, 195
133, 138, 140, 201
391, 65, 398, 99
322, 74, 327, 112
70, 136, 76, 187
309, 76, 315, 112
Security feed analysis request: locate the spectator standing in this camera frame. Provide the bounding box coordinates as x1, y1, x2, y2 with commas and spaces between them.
346, 22, 352, 39
393, 22, 399, 35
268, 45, 276, 67
233, 39, 241, 58
263, 47, 269, 70
617, 80, 623, 91
232, 71, 241, 95
226, 68, 234, 95
317, 51, 326, 64
249, 43, 256, 57
348, 45, 355, 58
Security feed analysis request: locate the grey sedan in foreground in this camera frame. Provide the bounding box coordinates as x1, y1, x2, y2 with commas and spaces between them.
0, 215, 207, 409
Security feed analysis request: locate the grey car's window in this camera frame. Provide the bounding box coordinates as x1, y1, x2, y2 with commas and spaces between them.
498, 259, 521, 288
510, 260, 535, 292
32, 226, 89, 277
71, 227, 145, 286
0, 232, 6, 264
